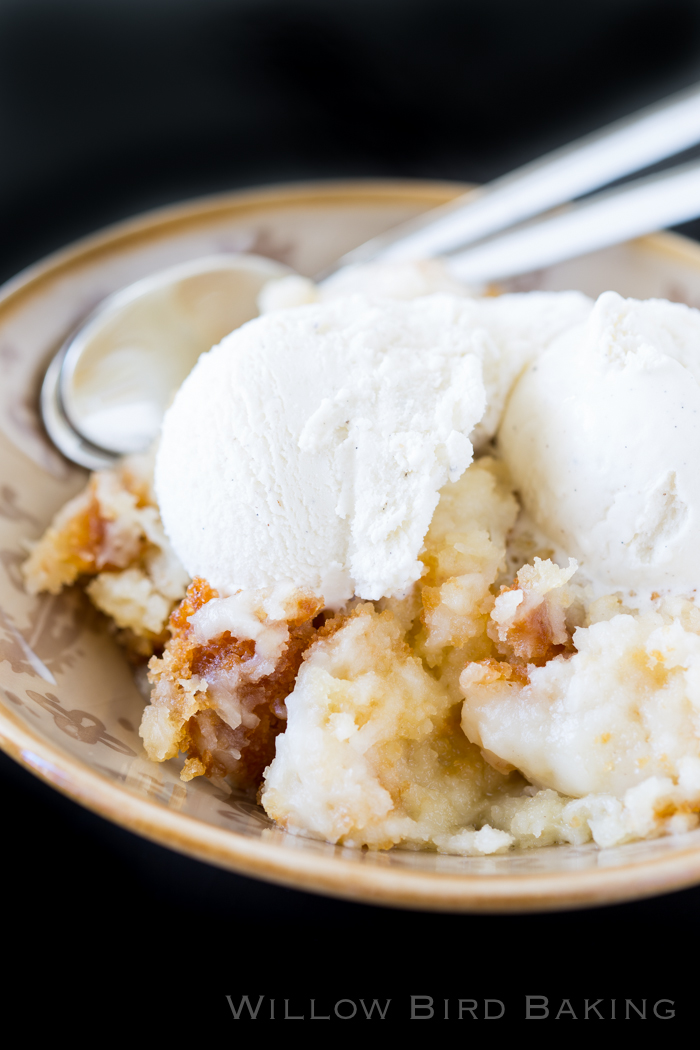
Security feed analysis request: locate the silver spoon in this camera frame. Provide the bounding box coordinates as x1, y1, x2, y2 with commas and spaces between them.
42, 253, 292, 469
42, 81, 700, 470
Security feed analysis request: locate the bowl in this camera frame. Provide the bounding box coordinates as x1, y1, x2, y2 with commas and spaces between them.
4, 178, 700, 912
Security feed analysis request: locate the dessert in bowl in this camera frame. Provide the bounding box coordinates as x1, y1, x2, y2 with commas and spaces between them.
5, 180, 700, 909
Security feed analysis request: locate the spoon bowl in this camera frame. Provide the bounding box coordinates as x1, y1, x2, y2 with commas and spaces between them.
42, 252, 291, 469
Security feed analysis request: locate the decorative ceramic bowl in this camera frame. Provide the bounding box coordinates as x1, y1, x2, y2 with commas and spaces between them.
3, 179, 700, 913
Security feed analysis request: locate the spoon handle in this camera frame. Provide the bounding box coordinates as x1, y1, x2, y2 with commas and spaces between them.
446, 157, 700, 284
333, 82, 700, 270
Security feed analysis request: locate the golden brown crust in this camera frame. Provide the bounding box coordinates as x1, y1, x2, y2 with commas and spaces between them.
461, 655, 530, 687
186, 615, 320, 788
489, 580, 574, 666
24, 471, 144, 589
22, 457, 188, 657
144, 578, 323, 789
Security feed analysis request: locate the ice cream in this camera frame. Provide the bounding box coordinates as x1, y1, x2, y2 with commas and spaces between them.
155, 286, 591, 606
319, 269, 592, 448
258, 259, 470, 313
499, 291, 700, 597
262, 262, 592, 448
155, 294, 486, 605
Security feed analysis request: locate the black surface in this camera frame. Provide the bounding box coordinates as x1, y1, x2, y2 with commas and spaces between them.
2, 0, 700, 1016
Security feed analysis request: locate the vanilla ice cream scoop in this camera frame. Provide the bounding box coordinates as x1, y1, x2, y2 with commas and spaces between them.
499, 291, 700, 595
262, 263, 592, 448
155, 294, 488, 605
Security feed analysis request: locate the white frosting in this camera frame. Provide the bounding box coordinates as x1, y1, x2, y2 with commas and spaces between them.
500, 291, 700, 596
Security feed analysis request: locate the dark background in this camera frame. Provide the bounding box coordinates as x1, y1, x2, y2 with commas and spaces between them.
2, 0, 700, 1017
